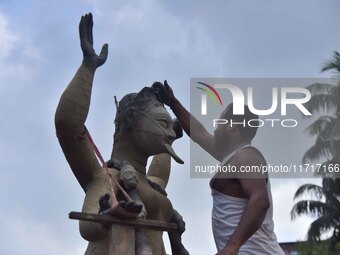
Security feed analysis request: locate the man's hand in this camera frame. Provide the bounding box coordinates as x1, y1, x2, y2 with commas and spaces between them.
151, 80, 177, 107
79, 13, 108, 70
163, 80, 176, 107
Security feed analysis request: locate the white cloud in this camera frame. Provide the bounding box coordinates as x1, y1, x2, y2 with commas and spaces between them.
0, 11, 17, 59
86, 0, 227, 82
0, 10, 41, 82
0, 213, 86, 255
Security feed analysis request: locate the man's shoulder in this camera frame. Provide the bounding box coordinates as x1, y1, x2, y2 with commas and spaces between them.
229, 146, 268, 179
231, 146, 266, 166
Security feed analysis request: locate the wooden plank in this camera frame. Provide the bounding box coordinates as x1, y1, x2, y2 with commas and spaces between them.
69, 211, 177, 232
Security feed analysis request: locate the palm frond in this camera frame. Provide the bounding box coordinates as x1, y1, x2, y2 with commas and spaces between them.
306, 83, 335, 95
323, 178, 338, 194
317, 118, 337, 142
315, 158, 339, 178
293, 183, 340, 209
303, 94, 338, 117
303, 140, 332, 164
307, 214, 337, 241
293, 184, 326, 200
332, 179, 340, 196
305, 115, 336, 136
330, 85, 340, 114
330, 120, 340, 159
303, 123, 336, 163
291, 200, 332, 220
321, 51, 340, 73
303, 119, 340, 164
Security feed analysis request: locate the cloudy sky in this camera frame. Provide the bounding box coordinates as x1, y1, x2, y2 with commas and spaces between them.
1, 0, 340, 254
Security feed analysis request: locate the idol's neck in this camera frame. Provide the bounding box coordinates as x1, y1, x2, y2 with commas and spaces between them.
111, 141, 147, 175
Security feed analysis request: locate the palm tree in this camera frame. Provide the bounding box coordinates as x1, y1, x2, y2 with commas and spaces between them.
302, 51, 340, 176
291, 178, 340, 253
291, 51, 340, 253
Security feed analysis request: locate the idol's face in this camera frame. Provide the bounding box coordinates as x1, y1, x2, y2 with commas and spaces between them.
132, 105, 183, 163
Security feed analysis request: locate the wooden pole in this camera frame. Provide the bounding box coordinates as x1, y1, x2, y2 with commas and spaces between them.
69, 211, 177, 232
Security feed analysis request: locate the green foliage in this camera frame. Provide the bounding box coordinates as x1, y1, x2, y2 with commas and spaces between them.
292, 51, 340, 254
297, 241, 332, 255
291, 181, 340, 242
321, 51, 340, 73
296, 240, 340, 255
302, 51, 340, 169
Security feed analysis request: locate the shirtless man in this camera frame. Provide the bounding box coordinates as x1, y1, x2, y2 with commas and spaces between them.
156, 81, 284, 255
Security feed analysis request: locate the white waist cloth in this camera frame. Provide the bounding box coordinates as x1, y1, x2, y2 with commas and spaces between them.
211, 145, 284, 254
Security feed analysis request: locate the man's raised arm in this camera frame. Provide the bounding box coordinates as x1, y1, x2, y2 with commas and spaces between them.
55, 13, 108, 191
160, 81, 222, 161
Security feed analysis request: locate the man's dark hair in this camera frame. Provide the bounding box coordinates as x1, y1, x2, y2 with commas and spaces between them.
222, 103, 259, 140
